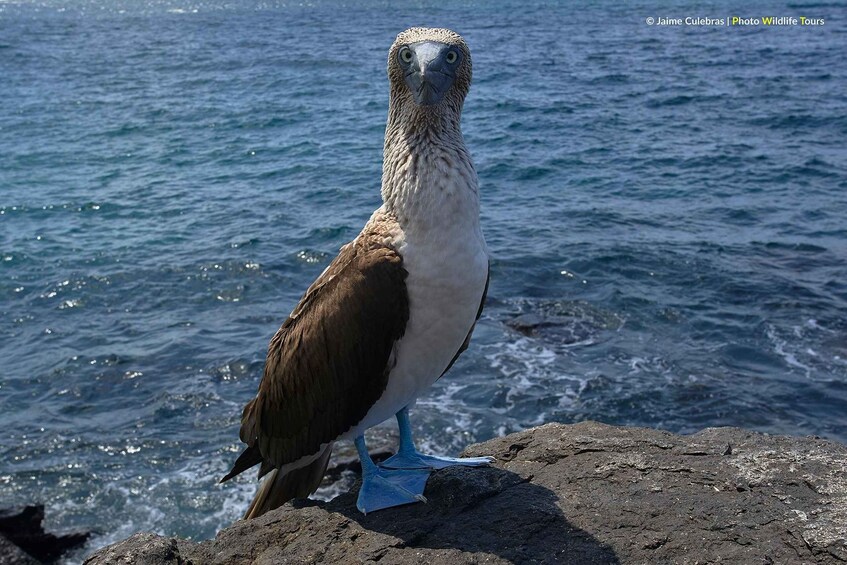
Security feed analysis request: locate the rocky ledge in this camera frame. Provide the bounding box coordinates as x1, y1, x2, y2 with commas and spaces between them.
86, 421, 847, 564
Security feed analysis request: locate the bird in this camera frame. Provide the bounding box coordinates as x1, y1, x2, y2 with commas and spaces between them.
221, 27, 491, 518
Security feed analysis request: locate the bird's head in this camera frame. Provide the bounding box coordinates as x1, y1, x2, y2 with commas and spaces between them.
387, 27, 472, 111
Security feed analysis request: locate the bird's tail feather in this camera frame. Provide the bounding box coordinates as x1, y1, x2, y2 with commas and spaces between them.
243, 442, 334, 520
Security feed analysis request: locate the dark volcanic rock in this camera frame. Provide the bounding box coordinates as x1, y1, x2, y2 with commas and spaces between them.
0, 533, 40, 565
0, 505, 91, 563
85, 422, 847, 564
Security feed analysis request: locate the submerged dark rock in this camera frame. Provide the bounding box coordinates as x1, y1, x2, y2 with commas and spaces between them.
0, 504, 91, 563
503, 299, 622, 346
85, 422, 847, 564
0, 533, 40, 565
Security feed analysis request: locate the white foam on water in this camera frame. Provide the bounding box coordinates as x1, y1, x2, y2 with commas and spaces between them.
805, 318, 834, 333
57, 448, 258, 564
416, 387, 484, 455
766, 323, 814, 378
486, 336, 557, 387
763, 319, 847, 383
477, 335, 587, 428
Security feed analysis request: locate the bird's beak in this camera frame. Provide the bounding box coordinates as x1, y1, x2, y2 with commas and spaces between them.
404, 41, 457, 106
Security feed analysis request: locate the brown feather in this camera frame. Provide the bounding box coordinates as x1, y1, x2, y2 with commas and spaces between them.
219, 445, 262, 484
243, 442, 333, 520
221, 213, 409, 517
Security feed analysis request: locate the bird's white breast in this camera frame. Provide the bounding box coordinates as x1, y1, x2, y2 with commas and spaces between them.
342, 151, 487, 438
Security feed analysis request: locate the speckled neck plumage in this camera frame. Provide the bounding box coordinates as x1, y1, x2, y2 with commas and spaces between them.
380, 28, 478, 227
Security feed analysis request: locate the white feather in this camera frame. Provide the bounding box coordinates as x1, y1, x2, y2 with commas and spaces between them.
342, 131, 487, 439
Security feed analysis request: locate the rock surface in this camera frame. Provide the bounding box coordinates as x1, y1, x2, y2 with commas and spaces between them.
85, 421, 847, 564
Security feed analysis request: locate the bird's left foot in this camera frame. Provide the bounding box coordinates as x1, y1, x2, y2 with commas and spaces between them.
356, 467, 430, 514
381, 451, 494, 471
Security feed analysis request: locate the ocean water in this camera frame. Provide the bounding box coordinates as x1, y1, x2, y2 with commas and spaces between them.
1, 0, 846, 559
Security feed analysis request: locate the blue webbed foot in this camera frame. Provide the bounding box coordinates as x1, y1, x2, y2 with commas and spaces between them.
354, 434, 429, 514
383, 466, 431, 496
381, 451, 494, 470
384, 406, 496, 471
356, 467, 430, 514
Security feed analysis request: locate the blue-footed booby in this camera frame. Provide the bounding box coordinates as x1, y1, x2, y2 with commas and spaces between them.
221, 27, 490, 517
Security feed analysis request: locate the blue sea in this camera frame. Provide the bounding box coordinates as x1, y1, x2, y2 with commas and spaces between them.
1, 0, 846, 560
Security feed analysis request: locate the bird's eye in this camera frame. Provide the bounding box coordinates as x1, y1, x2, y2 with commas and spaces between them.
446, 51, 458, 64
399, 47, 413, 64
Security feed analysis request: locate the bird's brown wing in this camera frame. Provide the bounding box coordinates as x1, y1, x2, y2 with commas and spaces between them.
222, 237, 409, 481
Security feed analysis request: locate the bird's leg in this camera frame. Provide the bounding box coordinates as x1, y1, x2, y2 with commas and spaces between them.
380, 406, 495, 470
354, 435, 429, 514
